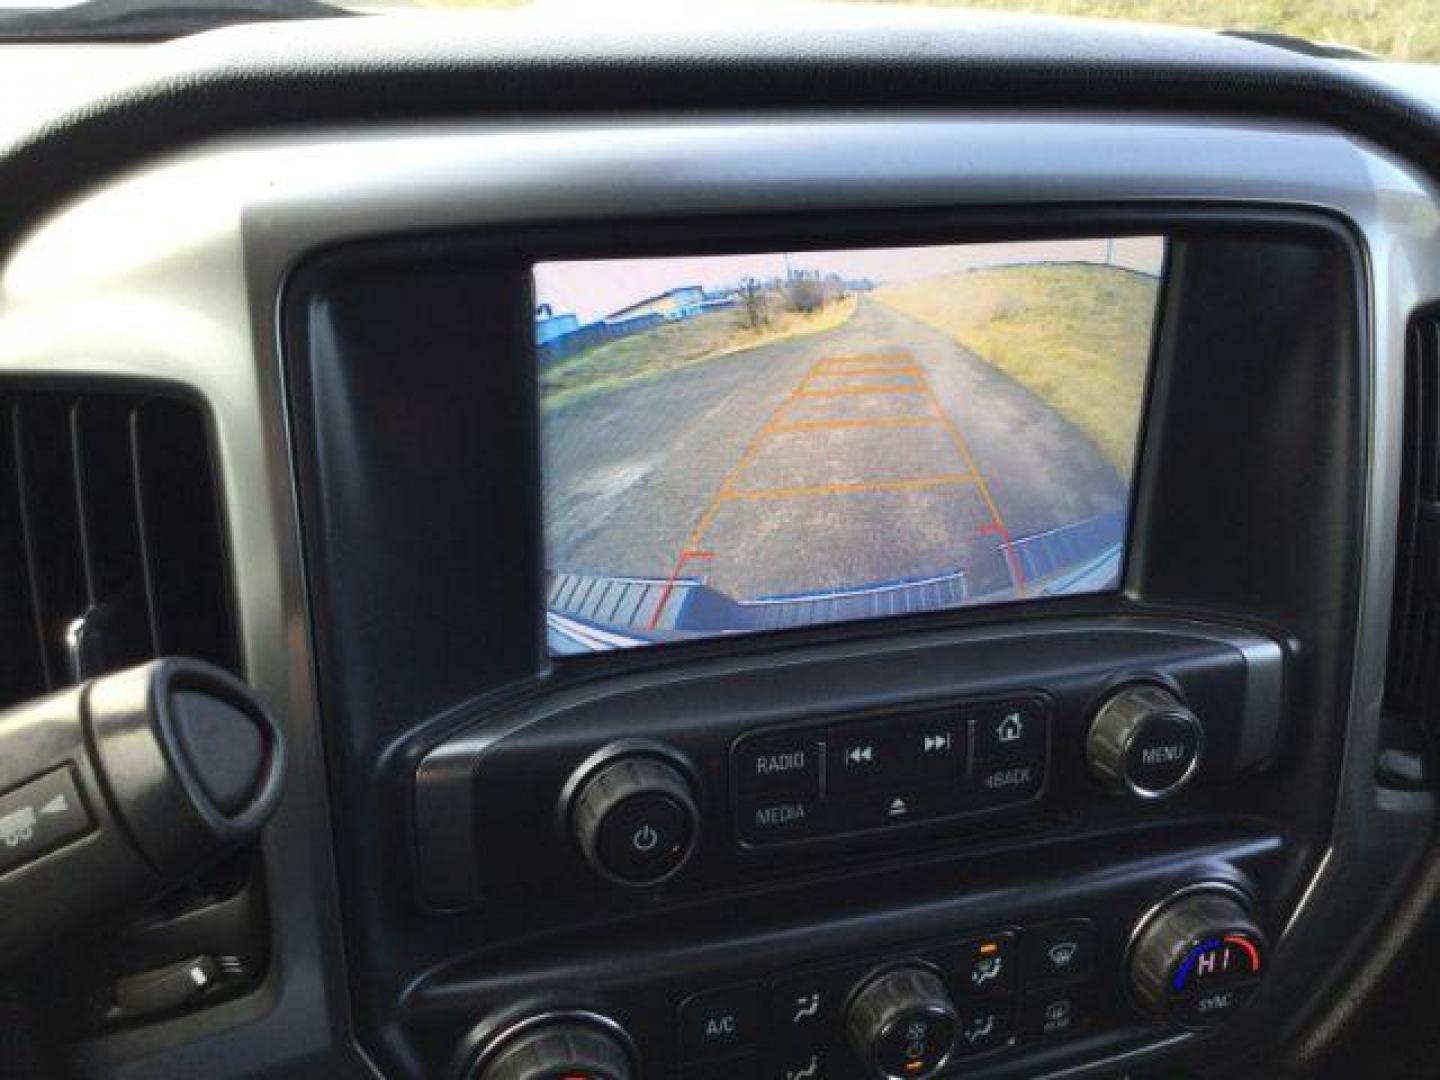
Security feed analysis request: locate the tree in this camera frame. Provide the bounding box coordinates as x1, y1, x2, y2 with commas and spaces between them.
784, 269, 825, 313
738, 276, 771, 329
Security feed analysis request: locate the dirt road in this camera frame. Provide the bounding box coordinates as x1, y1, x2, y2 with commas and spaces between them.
542, 297, 1127, 608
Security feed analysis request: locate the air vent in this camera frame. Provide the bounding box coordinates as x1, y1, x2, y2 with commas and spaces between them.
1386, 316, 1440, 727
0, 387, 236, 712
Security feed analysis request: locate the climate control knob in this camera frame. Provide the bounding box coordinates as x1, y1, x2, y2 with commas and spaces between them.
469, 1016, 633, 1080
1127, 888, 1266, 1028
1087, 683, 1203, 798
845, 966, 958, 1080
569, 754, 699, 886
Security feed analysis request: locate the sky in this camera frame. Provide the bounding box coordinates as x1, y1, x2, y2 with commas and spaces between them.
534, 236, 1166, 324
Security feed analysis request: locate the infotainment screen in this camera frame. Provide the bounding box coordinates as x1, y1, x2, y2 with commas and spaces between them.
537, 237, 1164, 654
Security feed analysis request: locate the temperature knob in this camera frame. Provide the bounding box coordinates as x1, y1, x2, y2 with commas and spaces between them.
1127, 888, 1266, 1028
845, 966, 958, 1079
1087, 684, 1203, 798
468, 1015, 633, 1080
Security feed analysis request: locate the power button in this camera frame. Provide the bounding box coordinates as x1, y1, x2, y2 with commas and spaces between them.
570, 754, 700, 886
597, 793, 690, 882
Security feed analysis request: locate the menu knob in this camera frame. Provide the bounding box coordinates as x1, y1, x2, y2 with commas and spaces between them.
1087, 684, 1203, 798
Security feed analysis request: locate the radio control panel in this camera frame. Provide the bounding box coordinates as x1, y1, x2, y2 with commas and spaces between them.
732, 696, 1049, 847
414, 618, 1285, 911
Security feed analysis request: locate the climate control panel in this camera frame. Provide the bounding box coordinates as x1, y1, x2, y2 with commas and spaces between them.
459, 883, 1271, 1080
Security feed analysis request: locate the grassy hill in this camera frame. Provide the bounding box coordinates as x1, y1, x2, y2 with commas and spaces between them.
429, 1, 1437, 63
874, 262, 1160, 476
861, 0, 1437, 62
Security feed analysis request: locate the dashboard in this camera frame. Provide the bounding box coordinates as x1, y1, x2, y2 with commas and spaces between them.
3, 8, 1440, 1080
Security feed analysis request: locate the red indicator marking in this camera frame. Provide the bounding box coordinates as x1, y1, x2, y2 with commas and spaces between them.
1224, 934, 1262, 973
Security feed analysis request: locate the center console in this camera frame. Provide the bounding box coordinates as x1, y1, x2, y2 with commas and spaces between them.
266, 115, 1419, 1080
418, 620, 1282, 1080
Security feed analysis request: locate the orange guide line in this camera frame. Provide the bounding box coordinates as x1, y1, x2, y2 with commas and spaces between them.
916, 377, 1027, 593
650, 365, 808, 626
806, 366, 922, 378
794, 385, 924, 398
721, 474, 979, 501
769, 417, 946, 432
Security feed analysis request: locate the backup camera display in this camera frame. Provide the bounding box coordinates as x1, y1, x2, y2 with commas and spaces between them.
537, 237, 1164, 654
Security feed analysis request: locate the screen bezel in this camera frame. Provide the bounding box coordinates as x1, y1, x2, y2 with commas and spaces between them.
281, 204, 1363, 691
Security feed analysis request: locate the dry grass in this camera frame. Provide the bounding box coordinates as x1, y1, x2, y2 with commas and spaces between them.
874, 263, 1158, 475
540, 296, 857, 410
847, 0, 1438, 60
408, 0, 1438, 62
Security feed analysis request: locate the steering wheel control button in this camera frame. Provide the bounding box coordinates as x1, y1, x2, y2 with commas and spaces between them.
470, 1018, 633, 1080
1087, 684, 1203, 798
845, 967, 958, 1080
570, 754, 698, 886
677, 984, 760, 1062
1025, 918, 1098, 985
0, 766, 91, 876
1020, 982, 1096, 1041
940, 933, 1016, 998
1127, 888, 1266, 1029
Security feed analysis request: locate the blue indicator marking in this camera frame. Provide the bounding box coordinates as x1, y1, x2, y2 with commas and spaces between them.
1174, 938, 1222, 992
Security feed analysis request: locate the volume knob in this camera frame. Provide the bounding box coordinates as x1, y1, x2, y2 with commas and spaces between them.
1087, 684, 1203, 798
569, 754, 699, 886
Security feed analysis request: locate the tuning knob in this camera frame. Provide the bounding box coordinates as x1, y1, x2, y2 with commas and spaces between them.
845, 966, 958, 1080
469, 1016, 634, 1080
1087, 684, 1203, 798
569, 754, 699, 886
1127, 888, 1266, 1029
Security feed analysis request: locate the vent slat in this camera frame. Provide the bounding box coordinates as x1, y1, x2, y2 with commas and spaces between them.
13, 395, 88, 687
132, 398, 235, 671
0, 399, 47, 703
0, 386, 235, 712
69, 397, 157, 678
1388, 314, 1440, 729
